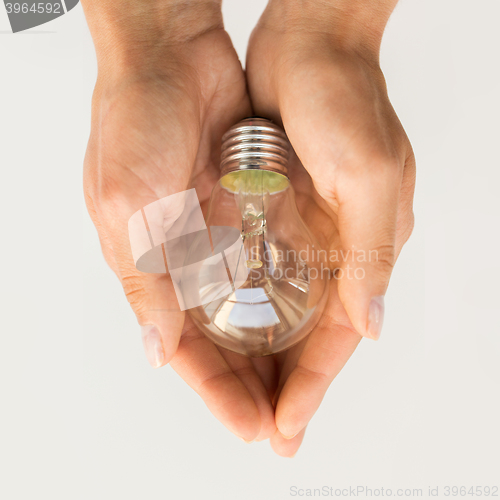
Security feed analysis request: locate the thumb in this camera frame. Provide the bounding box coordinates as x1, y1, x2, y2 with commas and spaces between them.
95, 191, 186, 368
333, 160, 402, 340
127, 275, 185, 369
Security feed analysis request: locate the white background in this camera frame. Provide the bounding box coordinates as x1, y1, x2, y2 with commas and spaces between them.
0, 1, 499, 499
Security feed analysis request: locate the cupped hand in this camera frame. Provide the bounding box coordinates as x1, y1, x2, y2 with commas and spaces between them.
245, 4, 416, 456
84, 27, 276, 443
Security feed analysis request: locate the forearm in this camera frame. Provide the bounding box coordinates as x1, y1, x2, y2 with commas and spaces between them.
81, 0, 223, 73
261, 0, 399, 56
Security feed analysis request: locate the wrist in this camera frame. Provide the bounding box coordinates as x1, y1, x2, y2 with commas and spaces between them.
82, 0, 223, 75
260, 0, 397, 59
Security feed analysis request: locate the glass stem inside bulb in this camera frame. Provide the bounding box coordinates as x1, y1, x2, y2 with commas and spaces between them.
239, 172, 272, 305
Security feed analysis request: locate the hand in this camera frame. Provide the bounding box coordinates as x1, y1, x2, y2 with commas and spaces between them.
83, 4, 276, 443
245, 0, 416, 456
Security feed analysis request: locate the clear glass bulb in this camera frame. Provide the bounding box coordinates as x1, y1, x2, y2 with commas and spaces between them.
187, 118, 329, 356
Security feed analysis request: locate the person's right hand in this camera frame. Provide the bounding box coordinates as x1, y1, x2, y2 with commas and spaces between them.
83, 2, 276, 443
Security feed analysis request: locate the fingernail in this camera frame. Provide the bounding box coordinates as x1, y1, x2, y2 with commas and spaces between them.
141, 325, 164, 368
367, 296, 385, 340
281, 432, 298, 440
237, 436, 254, 444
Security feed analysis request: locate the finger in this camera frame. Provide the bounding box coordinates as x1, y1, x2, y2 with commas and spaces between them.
105, 200, 186, 368
275, 281, 360, 439
218, 348, 277, 441
250, 355, 279, 402
170, 320, 261, 442
270, 426, 307, 458
271, 337, 307, 408
86, 177, 186, 368
275, 64, 414, 341
332, 150, 405, 340
84, 117, 195, 368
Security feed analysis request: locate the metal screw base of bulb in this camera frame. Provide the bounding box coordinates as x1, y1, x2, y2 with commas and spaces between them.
220, 117, 290, 177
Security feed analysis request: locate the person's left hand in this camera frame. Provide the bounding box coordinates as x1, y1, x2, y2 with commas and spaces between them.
243, 2, 416, 456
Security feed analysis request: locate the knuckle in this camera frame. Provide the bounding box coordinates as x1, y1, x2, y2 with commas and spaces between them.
365, 156, 403, 190
337, 152, 403, 194
369, 243, 396, 277
121, 274, 148, 317
370, 154, 401, 175
399, 210, 415, 244
95, 172, 122, 210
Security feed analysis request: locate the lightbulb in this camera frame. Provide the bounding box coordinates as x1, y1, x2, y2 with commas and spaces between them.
187, 118, 329, 356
